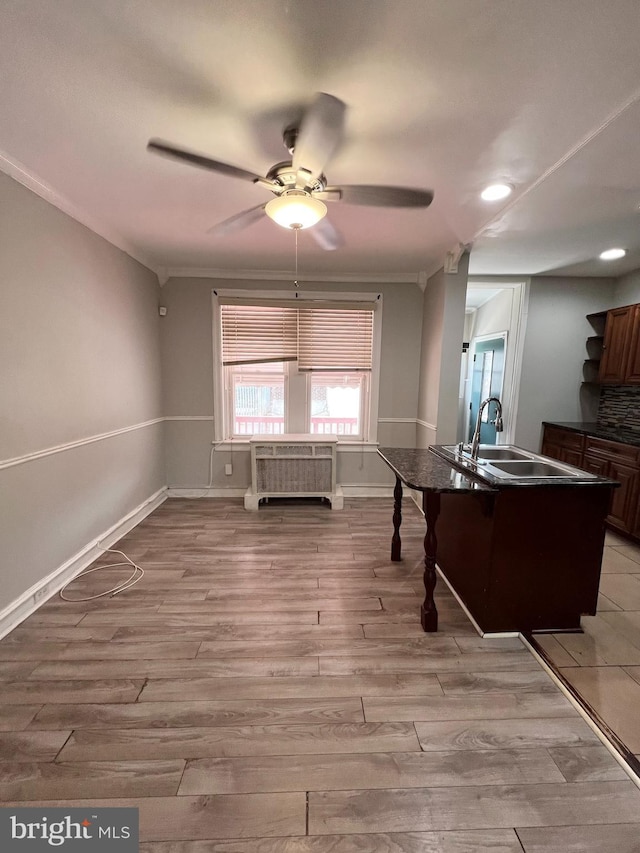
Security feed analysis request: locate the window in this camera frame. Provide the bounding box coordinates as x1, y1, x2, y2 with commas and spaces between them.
310, 372, 367, 436
230, 362, 286, 435
215, 293, 380, 442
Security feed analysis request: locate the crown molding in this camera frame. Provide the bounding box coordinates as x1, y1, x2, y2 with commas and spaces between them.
0, 148, 158, 276
161, 267, 420, 286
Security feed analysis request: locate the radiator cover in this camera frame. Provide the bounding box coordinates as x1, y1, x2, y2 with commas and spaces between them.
245, 434, 343, 510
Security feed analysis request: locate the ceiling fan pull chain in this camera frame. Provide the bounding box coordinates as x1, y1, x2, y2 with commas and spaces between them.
294, 227, 299, 288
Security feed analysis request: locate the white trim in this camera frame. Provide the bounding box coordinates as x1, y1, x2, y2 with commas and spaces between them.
164, 416, 214, 422
167, 487, 247, 498
416, 419, 437, 431
0, 147, 158, 275
214, 287, 382, 307
507, 281, 529, 444
463, 280, 529, 446
0, 488, 167, 641
378, 417, 417, 424
165, 433, 381, 453
166, 268, 419, 285
435, 566, 485, 637
520, 634, 640, 791
437, 562, 518, 638
0, 418, 164, 471
465, 331, 507, 444
168, 485, 393, 498
341, 485, 394, 497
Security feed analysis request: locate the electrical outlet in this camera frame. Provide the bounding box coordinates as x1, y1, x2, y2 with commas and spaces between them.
225, 463, 233, 476
34, 584, 49, 603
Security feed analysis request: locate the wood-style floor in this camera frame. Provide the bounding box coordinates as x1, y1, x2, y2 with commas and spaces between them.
2, 497, 640, 852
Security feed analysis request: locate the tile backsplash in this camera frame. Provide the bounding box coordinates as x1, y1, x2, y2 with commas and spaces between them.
597, 386, 640, 431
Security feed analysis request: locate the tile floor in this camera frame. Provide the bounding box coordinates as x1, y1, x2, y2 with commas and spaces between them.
537, 529, 640, 759
1, 497, 640, 852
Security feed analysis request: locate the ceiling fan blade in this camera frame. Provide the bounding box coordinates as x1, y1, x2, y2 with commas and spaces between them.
148, 139, 264, 183
292, 93, 347, 183
207, 204, 266, 237
309, 218, 344, 251
321, 185, 434, 208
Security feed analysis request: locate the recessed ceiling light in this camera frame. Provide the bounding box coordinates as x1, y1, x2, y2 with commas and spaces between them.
599, 248, 627, 260
481, 183, 513, 202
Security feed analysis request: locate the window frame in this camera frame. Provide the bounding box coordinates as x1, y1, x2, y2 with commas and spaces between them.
212, 289, 382, 444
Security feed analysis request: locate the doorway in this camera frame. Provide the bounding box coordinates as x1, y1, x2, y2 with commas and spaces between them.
468, 334, 506, 445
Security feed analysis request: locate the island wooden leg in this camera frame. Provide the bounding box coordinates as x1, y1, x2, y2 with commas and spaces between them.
421, 491, 440, 632
391, 476, 403, 561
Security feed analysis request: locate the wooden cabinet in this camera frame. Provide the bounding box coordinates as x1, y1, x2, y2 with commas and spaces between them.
624, 305, 640, 383
583, 437, 640, 535
542, 424, 640, 538
599, 306, 633, 382
541, 425, 585, 466
598, 303, 640, 384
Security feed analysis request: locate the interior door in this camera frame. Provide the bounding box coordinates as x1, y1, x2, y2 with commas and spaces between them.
468, 336, 505, 445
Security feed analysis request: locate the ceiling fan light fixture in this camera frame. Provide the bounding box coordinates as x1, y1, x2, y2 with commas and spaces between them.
265, 191, 327, 230
481, 183, 513, 201
599, 247, 627, 260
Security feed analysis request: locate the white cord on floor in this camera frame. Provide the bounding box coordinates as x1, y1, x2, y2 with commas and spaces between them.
188, 440, 225, 498
59, 547, 144, 602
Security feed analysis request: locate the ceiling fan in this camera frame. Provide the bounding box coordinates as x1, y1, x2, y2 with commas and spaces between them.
147, 93, 434, 250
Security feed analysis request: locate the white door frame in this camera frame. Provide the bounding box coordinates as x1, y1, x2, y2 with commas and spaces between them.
463, 280, 529, 445
466, 331, 507, 443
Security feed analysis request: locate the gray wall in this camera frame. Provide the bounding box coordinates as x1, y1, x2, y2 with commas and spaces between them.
160, 277, 424, 491
469, 289, 514, 340
416, 254, 468, 447
611, 267, 640, 307
0, 173, 163, 613
514, 275, 614, 451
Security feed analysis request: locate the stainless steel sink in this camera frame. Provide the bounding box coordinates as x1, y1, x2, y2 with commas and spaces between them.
441, 444, 534, 462
475, 447, 533, 461
488, 459, 581, 478
432, 444, 598, 482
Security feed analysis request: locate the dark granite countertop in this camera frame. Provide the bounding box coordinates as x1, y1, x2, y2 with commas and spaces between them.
543, 421, 640, 449
428, 444, 618, 489
377, 447, 496, 493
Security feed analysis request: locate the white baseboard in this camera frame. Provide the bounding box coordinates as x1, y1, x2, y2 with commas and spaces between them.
0, 487, 167, 640
435, 566, 519, 639
167, 486, 393, 499
341, 485, 394, 497
167, 487, 247, 498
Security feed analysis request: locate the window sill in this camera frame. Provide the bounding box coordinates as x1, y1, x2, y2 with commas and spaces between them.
216, 439, 380, 452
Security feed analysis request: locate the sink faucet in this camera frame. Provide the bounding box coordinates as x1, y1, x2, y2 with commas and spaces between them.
470, 396, 504, 460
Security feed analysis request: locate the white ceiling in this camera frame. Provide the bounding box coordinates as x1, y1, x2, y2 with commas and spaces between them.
2, 0, 640, 281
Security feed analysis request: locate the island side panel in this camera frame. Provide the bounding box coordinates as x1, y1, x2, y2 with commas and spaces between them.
485, 485, 612, 632
433, 491, 496, 631
435, 483, 613, 633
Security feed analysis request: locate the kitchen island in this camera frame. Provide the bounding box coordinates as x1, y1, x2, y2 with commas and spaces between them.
377, 447, 496, 632
379, 445, 618, 635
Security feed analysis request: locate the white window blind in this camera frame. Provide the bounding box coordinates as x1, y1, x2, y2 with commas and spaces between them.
220, 301, 374, 371
221, 305, 297, 365
297, 308, 373, 371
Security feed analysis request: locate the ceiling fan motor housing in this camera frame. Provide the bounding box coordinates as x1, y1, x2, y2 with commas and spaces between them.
266, 162, 326, 194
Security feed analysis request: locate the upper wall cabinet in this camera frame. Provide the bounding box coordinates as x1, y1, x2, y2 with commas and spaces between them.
624, 305, 640, 383
598, 303, 640, 385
